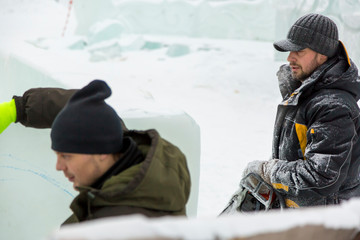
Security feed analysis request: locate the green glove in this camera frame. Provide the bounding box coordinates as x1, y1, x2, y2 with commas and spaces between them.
0, 99, 17, 134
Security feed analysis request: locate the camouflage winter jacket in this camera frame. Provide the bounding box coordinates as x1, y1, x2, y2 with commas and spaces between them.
13, 88, 191, 224
270, 42, 360, 208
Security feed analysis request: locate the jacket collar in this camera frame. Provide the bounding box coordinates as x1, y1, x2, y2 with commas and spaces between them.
90, 137, 144, 189
278, 57, 338, 106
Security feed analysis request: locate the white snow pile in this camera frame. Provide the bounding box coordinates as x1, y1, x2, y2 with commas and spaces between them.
48, 198, 360, 240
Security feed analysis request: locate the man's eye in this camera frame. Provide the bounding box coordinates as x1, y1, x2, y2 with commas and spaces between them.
297, 50, 306, 56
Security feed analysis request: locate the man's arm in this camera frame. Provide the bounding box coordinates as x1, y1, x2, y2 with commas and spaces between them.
272, 110, 354, 194
0, 87, 77, 133
271, 92, 357, 197
244, 91, 358, 202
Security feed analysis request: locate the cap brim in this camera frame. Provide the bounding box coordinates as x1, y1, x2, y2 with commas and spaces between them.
273, 39, 305, 52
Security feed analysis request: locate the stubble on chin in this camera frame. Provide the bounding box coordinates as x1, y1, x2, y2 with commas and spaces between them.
292, 57, 321, 82
291, 71, 307, 82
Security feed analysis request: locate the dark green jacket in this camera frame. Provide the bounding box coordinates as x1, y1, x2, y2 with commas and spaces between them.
13, 88, 191, 224
270, 43, 360, 207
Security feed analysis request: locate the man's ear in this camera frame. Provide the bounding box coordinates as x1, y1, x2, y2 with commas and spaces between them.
318, 53, 328, 65
99, 154, 117, 163
97, 154, 108, 162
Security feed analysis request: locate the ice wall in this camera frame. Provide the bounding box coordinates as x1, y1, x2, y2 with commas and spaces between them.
72, 0, 276, 41
0, 48, 75, 240
71, 0, 360, 65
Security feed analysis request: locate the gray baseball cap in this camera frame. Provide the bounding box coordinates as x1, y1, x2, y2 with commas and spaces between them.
273, 13, 339, 57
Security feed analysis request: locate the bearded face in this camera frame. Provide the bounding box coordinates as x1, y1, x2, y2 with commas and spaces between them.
287, 48, 328, 82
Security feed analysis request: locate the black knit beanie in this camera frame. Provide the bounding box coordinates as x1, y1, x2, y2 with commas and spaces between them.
273, 13, 339, 57
51, 80, 123, 154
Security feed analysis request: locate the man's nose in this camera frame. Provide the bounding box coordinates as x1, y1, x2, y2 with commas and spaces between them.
56, 156, 65, 171
287, 51, 297, 62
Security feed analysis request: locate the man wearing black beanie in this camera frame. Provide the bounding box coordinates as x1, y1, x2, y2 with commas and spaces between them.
51, 80, 129, 192
225, 13, 360, 212
5, 80, 190, 224
51, 80, 124, 155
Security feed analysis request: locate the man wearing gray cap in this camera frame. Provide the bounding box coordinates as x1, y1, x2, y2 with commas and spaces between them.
242, 13, 360, 208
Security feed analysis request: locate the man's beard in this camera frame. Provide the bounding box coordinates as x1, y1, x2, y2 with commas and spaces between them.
290, 56, 320, 82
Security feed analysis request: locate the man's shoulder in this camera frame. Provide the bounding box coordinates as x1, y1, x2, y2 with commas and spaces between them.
310, 88, 357, 104
304, 88, 360, 119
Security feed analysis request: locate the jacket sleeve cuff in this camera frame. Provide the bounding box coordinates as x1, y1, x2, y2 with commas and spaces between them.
12, 95, 26, 123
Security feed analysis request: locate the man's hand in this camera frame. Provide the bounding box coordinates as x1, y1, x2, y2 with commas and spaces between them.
0, 99, 17, 134
242, 159, 279, 186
